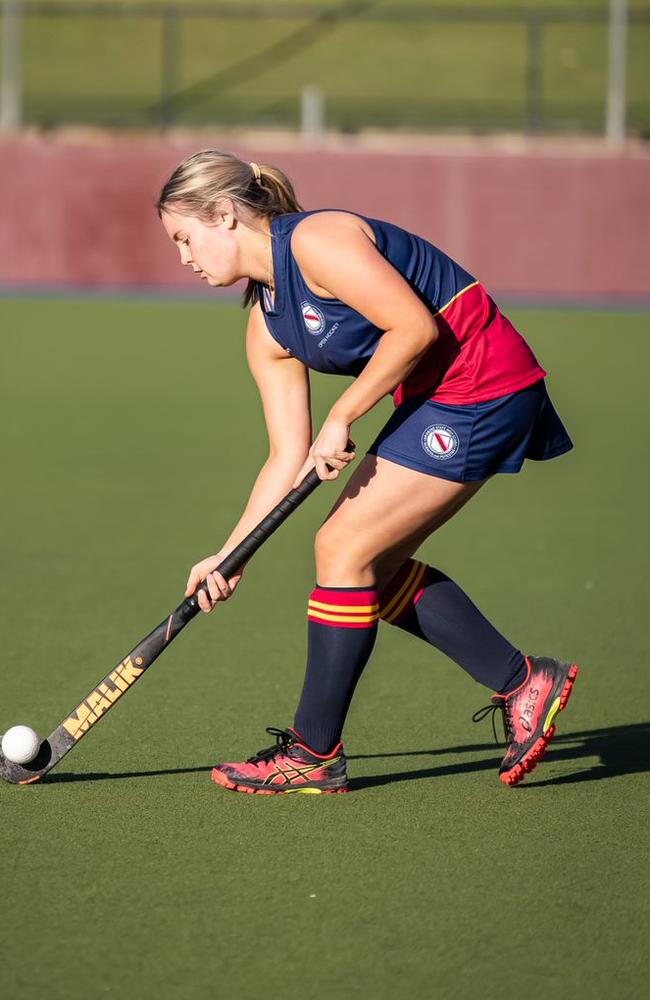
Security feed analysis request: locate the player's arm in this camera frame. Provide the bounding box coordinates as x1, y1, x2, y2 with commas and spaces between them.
186, 303, 313, 608
225, 302, 313, 541
294, 213, 438, 422
291, 212, 438, 482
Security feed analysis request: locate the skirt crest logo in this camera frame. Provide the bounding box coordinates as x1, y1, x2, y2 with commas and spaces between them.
421, 424, 459, 461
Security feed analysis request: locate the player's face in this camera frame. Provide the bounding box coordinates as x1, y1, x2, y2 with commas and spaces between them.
161, 208, 239, 287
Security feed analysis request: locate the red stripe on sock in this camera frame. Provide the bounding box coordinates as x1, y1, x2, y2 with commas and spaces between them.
310, 587, 378, 607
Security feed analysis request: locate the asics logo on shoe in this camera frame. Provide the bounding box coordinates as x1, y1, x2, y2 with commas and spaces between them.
522, 686, 541, 722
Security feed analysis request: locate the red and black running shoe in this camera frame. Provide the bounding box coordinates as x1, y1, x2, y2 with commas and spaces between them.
211, 727, 349, 795
473, 655, 579, 786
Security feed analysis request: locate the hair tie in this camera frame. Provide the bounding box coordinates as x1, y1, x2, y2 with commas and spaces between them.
249, 161, 262, 184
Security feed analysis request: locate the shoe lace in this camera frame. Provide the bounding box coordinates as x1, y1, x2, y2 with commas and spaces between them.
248, 727, 297, 764
472, 702, 512, 746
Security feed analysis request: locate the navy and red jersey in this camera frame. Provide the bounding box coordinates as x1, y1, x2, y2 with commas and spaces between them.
258, 210, 546, 406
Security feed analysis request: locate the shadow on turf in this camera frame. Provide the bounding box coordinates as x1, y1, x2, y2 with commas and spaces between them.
346, 722, 650, 791
42, 765, 213, 784
36, 722, 649, 788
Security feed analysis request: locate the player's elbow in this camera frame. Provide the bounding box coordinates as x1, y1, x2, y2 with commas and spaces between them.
268, 442, 310, 470
410, 315, 439, 355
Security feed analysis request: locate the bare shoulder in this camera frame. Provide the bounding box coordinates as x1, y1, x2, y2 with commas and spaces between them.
291, 211, 376, 251
291, 212, 377, 299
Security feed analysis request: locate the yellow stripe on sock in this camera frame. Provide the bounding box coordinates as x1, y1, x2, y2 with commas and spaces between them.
383, 562, 428, 624
380, 561, 427, 623
379, 561, 421, 620
308, 599, 379, 614
308, 609, 379, 624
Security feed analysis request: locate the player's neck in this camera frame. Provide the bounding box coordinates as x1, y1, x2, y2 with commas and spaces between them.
239, 217, 274, 288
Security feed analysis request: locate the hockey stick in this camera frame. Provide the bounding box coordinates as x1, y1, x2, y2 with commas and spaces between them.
0, 465, 331, 785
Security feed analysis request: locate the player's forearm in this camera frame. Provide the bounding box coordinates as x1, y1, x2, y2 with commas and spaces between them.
328, 323, 437, 425
221, 452, 307, 552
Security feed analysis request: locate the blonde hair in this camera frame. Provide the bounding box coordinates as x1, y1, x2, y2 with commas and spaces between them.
156, 150, 302, 306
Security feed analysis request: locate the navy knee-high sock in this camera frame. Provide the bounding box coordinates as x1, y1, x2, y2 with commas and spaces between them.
379, 560, 526, 693
293, 586, 379, 754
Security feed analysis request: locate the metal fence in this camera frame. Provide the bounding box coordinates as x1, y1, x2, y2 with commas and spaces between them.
1, 1, 648, 138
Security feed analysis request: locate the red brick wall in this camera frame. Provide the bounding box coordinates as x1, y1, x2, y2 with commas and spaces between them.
0, 135, 648, 299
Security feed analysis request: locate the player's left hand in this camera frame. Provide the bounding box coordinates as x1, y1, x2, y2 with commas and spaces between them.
292, 419, 355, 486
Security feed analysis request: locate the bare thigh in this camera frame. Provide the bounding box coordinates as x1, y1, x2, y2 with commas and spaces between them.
315, 455, 486, 588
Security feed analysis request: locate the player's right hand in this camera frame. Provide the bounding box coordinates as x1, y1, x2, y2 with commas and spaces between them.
185, 552, 245, 614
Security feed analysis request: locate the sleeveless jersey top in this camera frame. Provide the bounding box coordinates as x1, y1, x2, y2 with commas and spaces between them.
258, 211, 546, 406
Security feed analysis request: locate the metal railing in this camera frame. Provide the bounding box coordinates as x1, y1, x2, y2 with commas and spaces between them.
1, 1, 648, 138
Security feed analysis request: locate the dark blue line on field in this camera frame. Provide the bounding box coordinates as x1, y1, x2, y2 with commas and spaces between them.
0, 284, 649, 312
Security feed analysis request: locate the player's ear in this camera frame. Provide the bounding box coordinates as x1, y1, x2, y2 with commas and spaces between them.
211, 198, 237, 230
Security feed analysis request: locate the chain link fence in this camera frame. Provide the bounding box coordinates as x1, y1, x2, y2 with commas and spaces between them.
1, 1, 649, 136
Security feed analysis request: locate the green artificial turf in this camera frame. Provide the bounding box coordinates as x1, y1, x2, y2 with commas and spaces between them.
0, 298, 648, 1000
5, 0, 650, 132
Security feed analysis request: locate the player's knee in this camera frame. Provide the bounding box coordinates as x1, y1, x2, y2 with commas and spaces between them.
314, 523, 342, 575
314, 523, 373, 580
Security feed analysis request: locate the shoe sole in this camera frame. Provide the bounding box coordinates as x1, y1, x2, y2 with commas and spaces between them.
210, 768, 349, 795
500, 663, 579, 787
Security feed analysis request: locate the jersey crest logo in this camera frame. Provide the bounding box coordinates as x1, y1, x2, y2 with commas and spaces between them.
421, 424, 459, 461
301, 301, 325, 335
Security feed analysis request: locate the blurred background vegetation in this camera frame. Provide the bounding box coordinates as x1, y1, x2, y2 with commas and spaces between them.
1, 0, 649, 136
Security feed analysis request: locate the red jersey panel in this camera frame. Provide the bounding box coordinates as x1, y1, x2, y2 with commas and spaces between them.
394, 282, 546, 407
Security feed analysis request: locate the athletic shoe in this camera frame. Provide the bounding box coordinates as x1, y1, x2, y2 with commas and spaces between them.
211, 727, 349, 795
473, 655, 579, 786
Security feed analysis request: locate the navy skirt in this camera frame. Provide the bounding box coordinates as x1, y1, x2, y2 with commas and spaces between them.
368, 379, 573, 483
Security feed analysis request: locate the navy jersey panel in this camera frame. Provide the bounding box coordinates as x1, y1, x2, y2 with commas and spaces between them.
258, 210, 476, 377
367, 380, 573, 483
